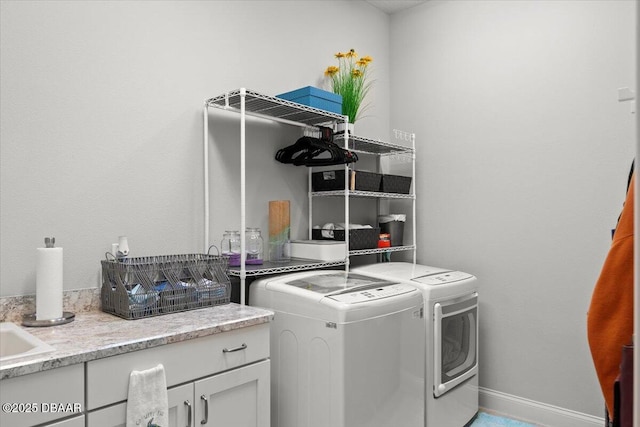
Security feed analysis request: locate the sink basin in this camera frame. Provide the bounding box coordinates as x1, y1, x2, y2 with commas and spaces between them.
0, 322, 55, 363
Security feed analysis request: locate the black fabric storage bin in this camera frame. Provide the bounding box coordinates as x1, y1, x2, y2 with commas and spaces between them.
380, 174, 412, 194
312, 227, 380, 250
312, 169, 381, 192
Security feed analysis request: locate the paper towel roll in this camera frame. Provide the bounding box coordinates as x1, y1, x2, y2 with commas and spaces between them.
36, 247, 63, 321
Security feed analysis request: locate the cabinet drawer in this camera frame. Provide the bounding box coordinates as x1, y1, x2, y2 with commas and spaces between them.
86, 323, 269, 410
0, 364, 84, 427
46, 415, 85, 427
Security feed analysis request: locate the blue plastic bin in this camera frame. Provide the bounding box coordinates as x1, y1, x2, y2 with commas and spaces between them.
276, 86, 343, 114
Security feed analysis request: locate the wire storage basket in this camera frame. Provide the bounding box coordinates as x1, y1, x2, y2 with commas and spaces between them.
101, 254, 231, 320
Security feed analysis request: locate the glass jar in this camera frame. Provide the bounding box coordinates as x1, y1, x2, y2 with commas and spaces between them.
245, 227, 264, 265
220, 230, 241, 267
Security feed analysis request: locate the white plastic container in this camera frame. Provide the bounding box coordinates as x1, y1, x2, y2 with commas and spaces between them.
290, 240, 346, 261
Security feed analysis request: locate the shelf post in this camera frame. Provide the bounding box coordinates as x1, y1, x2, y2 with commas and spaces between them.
308, 168, 313, 240
240, 88, 247, 305
411, 132, 417, 264
204, 104, 210, 253
343, 116, 350, 272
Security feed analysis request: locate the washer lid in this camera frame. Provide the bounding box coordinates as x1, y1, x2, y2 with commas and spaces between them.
411, 271, 474, 285
284, 272, 391, 295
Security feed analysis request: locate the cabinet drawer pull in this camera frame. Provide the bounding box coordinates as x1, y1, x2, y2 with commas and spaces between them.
222, 343, 247, 353
184, 400, 192, 427
200, 395, 208, 425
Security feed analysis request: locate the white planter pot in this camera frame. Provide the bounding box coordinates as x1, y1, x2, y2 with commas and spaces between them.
335, 122, 355, 135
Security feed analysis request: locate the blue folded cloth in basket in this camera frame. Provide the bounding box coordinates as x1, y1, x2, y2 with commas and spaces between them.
196, 278, 227, 301
127, 284, 158, 307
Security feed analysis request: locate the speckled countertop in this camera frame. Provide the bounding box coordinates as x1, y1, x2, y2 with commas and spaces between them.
0, 303, 273, 380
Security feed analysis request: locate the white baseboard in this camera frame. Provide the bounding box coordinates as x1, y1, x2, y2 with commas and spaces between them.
479, 387, 605, 427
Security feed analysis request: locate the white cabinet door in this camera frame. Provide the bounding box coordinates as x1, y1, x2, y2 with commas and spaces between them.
85, 402, 126, 427
194, 360, 270, 427
0, 364, 84, 427
167, 383, 193, 427
85, 384, 191, 427
86, 385, 192, 427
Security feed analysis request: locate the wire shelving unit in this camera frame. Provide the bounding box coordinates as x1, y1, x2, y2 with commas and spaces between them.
204, 88, 416, 305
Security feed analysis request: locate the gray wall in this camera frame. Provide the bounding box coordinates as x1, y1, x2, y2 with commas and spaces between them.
0, 0, 390, 296
1, 0, 636, 420
389, 0, 636, 417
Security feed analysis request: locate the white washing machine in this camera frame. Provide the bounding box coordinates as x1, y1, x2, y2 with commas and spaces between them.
250, 270, 425, 427
352, 262, 479, 427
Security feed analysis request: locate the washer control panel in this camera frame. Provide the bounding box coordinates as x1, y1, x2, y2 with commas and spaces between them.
328, 283, 416, 303
411, 271, 474, 286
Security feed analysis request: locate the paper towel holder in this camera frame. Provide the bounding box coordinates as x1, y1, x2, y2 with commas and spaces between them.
22, 236, 75, 327
22, 311, 75, 327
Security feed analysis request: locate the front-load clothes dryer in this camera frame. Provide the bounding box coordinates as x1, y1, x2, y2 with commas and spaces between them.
249, 270, 425, 427
351, 262, 479, 427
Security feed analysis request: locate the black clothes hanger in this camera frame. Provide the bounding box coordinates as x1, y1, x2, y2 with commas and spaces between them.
275, 136, 320, 164
275, 127, 358, 167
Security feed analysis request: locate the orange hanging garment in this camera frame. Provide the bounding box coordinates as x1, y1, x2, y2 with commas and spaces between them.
587, 172, 635, 418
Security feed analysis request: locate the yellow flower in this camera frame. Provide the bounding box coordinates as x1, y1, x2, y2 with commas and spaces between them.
324, 66, 339, 77
323, 48, 374, 123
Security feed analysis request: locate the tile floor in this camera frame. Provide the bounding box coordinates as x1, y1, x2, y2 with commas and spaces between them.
470, 411, 537, 426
